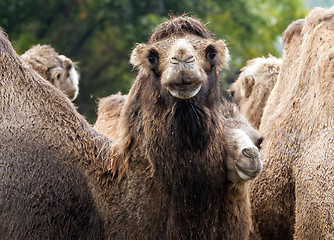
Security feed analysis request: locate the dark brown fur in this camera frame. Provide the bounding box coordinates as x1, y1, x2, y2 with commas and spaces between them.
104, 16, 258, 239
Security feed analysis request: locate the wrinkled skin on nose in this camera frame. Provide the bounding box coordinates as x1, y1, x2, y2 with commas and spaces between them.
161, 39, 206, 99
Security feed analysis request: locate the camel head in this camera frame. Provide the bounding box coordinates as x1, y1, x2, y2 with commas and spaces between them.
22, 45, 80, 101
228, 56, 281, 104
227, 56, 281, 129
129, 15, 229, 104
224, 106, 263, 183
48, 55, 79, 101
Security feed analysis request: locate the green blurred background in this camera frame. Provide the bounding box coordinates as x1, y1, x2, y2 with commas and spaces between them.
1, 0, 332, 123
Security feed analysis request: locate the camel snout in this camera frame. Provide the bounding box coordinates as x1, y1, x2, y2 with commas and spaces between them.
235, 146, 263, 180
67, 88, 78, 101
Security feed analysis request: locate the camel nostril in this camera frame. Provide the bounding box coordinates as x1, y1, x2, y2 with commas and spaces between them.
242, 147, 258, 159
185, 55, 195, 63
170, 55, 195, 64
171, 57, 179, 64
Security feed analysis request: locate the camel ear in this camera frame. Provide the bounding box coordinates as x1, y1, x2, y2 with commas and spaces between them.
130, 43, 148, 69
241, 76, 254, 98
213, 40, 230, 70
58, 55, 72, 70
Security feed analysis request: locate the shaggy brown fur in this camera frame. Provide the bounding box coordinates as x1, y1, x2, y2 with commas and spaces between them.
148, 14, 215, 43
21, 44, 79, 101
94, 94, 263, 183
228, 55, 281, 129
94, 92, 127, 141
0, 16, 263, 239
103, 15, 263, 239
250, 7, 334, 240
0, 29, 111, 239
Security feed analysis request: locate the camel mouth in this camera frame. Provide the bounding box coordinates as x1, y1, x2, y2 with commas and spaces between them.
167, 82, 202, 99
68, 88, 78, 101
234, 161, 262, 180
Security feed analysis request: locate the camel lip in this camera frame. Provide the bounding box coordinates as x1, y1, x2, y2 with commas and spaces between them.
234, 162, 261, 180
167, 82, 202, 99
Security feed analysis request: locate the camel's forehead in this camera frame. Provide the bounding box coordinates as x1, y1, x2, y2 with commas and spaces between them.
151, 34, 212, 52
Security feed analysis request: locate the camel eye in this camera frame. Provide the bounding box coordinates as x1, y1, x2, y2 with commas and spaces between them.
206, 51, 216, 60
147, 50, 158, 67
206, 45, 217, 59
256, 137, 264, 150
205, 45, 217, 66
148, 55, 156, 64
229, 90, 235, 98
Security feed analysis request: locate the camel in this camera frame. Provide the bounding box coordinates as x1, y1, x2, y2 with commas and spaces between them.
250, 7, 334, 240
0, 31, 107, 239
109, 25, 263, 234
21, 44, 79, 101
0, 16, 263, 239
228, 55, 281, 129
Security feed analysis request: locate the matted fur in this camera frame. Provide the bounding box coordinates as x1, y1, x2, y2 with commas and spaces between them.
21, 44, 59, 80
148, 14, 214, 43
94, 94, 263, 183
250, 7, 334, 240
228, 55, 281, 129
0, 28, 112, 239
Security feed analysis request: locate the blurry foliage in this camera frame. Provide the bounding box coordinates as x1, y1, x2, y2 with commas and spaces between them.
0, 0, 307, 122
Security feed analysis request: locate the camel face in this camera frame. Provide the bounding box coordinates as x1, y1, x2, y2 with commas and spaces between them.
130, 32, 229, 100
224, 113, 263, 183
160, 38, 205, 99
228, 56, 281, 129
53, 55, 79, 101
